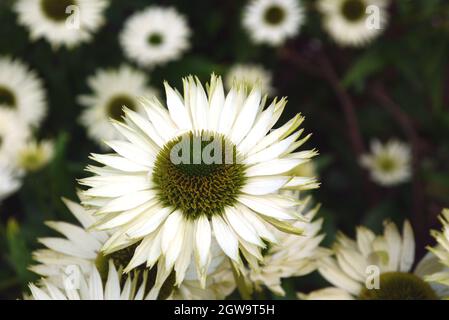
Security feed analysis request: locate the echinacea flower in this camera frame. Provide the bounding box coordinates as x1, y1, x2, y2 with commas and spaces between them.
80, 74, 319, 288
120, 6, 190, 68
242, 0, 305, 46
18, 139, 54, 172
78, 65, 158, 147
317, 0, 389, 47
225, 64, 274, 95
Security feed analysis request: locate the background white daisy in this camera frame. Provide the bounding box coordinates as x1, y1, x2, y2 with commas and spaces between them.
225, 64, 274, 95
0, 109, 29, 167
317, 0, 390, 47
18, 139, 54, 172
242, 0, 305, 46
0, 164, 21, 203
120, 6, 191, 68
78, 65, 158, 147
0, 56, 47, 128
360, 139, 411, 187
14, 0, 109, 49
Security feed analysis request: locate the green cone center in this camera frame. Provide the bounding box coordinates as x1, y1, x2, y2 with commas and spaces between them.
377, 156, 397, 172
152, 131, 247, 220
341, 0, 366, 22
0, 86, 16, 108
106, 95, 136, 121
359, 272, 438, 300
264, 5, 286, 25
41, 0, 76, 22
148, 33, 164, 46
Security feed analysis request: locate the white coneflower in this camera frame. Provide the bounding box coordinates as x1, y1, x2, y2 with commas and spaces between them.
360, 139, 411, 187
28, 262, 147, 300
426, 209, 449, 295
0, 57, 47, 127
299, 220, 449, 300
317, 0, 389, 47
0, 109, 29, 166
78, 65, 158, 147
120, 6, 190, 68
249, 194, 328, 296
225, 64, 274, 95
242, 0, 305, 46
14, 0, 109, 49
0, 164, 21, 202
18, 139, 54, 172
79, 73, 319, 288
31, 197, 235, 300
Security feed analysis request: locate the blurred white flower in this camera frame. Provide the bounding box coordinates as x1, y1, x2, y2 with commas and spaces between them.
242, 0, 305, 46
360, 139, 411, 187
18, 140, 54, 172
120, 6, 190, 68
299, 220, 449, 299
78, 65, 158, 147
225, 64, 274, 95
0, 164, 21, 203
14, 0, 109, 49
0, 57, 47, 128
30, 198, 235, 300
317, 0, 389, 47
0, 109, 29, 166
426, 209, 449, 296
249, 194, 328, 296
79, 74, 318, 289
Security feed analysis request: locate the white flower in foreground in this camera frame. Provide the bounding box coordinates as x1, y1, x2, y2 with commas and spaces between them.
18, 140, 54, 172
0, 164, 21, 202
78, 65, 158, 147
31, 198, 234, 300
249, 194, 328, 296
28, 262, 146, 300
120, 6, 190, 68
360, 139, 411, 187
0, 57, 47, 127
426, 209, 449, 295
242, 0, 305, 46
0, 109, 29, 166
79, 74, 319, 288
225, 64, 274, 95
14, 0, 109, 49
299, 220, 449, 300
317, 0, 389, 47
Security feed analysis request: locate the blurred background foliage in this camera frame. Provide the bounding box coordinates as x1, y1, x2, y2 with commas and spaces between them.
1, 0, 449, 299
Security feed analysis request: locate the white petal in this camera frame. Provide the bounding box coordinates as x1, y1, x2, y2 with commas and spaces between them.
241, 176, 290, 195
164, 82, 192, 130
211, 215, 239, 261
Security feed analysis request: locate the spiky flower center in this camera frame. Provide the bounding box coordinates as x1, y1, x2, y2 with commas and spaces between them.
377, 156, 397, 173
359, 272, 438, 300
0, 86, 16, 108
264, 5, 286, 25
152, 131, 247, 220
95, 244, 176, 300
41, 0, 76, 22
341, 0, 366, 22
106, 95, 136, 121
148, 33, 164, 46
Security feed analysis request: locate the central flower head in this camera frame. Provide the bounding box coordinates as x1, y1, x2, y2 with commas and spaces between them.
148, 32, 164, 46
341, 0, 366, 22
264, 5, 286, 25
359, 272, 437, 300
152, 131, 247, 220
41, 0, 76, 22
0, 86, 16, 108
106, 95, 136, 121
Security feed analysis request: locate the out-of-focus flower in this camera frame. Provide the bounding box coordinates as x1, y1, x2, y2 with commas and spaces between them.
78, 65, 158, 147
30, 198, 235, 300
28, 262, 147, 300
0, 164, 21, 203
242, 0, 305, 46
225, 64, 274, 95
120, 7, 190, 68
79, 74, 318, 289
0, 57, 47, 127
18, 140, 54, 172
249, 193, 328, 296
14, 0, 109, 49
360, 139, 411, 187
299, 220, 449, 300
426, 209, 449, 296
317, 0, 389, 47
0, 109, 29, 166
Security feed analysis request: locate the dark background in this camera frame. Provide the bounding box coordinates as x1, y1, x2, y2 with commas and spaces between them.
1, 0, 449, 299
